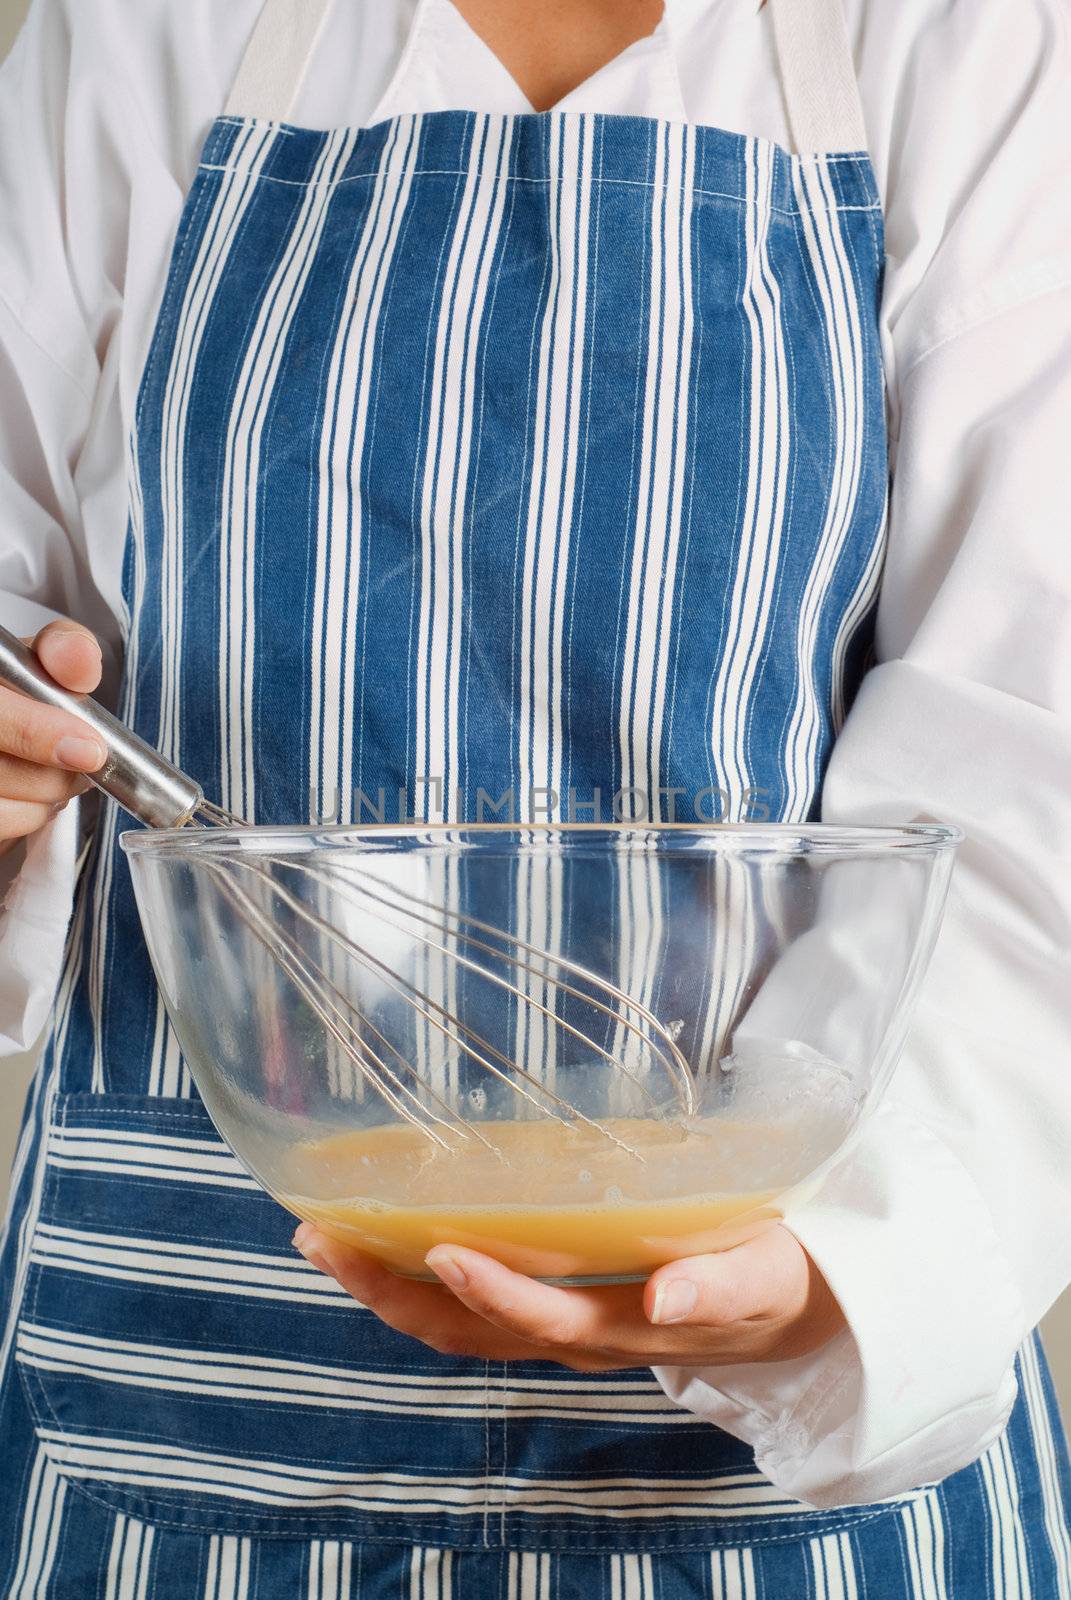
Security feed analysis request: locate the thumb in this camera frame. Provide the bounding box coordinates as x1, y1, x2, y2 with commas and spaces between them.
644, 1226, 810, 1329
32, 620, 103, 695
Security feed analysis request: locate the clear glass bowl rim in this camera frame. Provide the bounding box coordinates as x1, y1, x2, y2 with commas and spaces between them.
120, 819, 963, 861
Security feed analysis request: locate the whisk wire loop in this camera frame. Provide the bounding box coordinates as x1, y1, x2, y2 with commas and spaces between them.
188, 801, 696, 1151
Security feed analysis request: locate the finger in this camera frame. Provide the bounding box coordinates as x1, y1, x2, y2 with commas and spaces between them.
0, 797, 60, 842
0, 753, 88, 804
32, 620, 103, 694
0, 684, 107, 772
292, 1227, 549, 1361
644, 1227, 811, 1331
419, 1247, 761, 1366
424, 1244, 641, 1353
301, 1234, 745, 1370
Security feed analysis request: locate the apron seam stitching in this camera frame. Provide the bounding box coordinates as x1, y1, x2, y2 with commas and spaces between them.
191, 160, 879, 216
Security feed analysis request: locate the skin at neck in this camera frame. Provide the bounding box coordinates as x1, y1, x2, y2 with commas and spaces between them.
450, 0, 666, 112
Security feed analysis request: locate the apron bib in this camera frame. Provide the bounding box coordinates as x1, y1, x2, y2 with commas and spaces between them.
6, 0, 936, 1555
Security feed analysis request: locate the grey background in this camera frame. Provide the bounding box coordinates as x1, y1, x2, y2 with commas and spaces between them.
1, 0, 1069, 1424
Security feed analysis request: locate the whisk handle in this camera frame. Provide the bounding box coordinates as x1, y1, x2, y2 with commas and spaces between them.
0, 623, 203, 828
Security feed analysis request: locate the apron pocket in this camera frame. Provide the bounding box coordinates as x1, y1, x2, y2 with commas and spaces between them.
16, 1092, 501, 1545
17, 1092, 919, 1550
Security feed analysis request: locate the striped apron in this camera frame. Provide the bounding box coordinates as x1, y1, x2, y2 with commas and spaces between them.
3, 0, 1070, 1592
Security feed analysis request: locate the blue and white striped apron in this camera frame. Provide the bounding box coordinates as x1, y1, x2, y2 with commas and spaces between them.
3, 0, 1070, 1591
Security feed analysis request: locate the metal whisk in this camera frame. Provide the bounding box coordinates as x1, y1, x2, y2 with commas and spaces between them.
0, 625, 695, 1148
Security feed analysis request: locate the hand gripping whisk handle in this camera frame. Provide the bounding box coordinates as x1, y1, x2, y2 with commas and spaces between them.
0, 623, 203, 828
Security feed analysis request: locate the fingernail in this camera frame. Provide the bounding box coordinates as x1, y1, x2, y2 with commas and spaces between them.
45, 622, 99, 648
650, 1279, 697, 1325
426, 1248, 467, 1289
293, 1225, 331, 1275
54, 735, 106, 772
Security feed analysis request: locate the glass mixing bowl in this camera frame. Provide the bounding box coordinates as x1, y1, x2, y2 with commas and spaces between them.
121, 823, 959, 1283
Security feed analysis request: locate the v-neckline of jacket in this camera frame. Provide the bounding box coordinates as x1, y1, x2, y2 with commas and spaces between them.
368, 0, 691, 125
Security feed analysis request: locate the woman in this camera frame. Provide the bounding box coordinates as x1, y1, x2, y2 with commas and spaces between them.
0, 0, 1069, 1592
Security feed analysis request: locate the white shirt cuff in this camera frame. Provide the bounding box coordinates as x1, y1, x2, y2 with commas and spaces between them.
0, 803, 79, 1056
652, 1098, 1025, 1507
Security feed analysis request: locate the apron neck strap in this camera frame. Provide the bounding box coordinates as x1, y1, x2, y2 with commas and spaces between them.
767, 0, 868, 154
225, 0, 868, 155
224, 0, 334, 122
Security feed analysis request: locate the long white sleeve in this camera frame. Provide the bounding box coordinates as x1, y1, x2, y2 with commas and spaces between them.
655, 0, 1071, 1506
0, 0, 412, 1053
0, 1, 134, 1053
0, 0, 168, 1049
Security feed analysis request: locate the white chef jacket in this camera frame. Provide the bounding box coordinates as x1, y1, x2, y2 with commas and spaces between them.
0, 0, 1069, 1512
